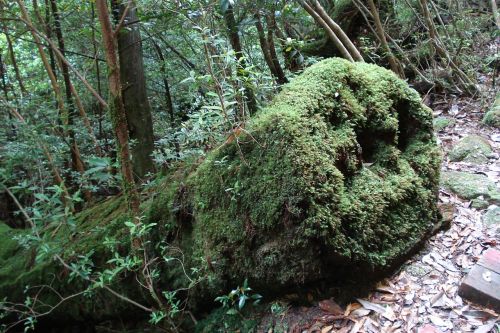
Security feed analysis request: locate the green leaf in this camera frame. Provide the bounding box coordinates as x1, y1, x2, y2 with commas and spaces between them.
226, 308, 238, 315
238, 295, 247, 309
220, 0, 230, 14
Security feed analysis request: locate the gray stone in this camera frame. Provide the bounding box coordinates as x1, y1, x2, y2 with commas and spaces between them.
406, 263, 432, 277
471, 197, 490, 210
483, 206, 500, 227
449, 135, 492, 164
483, 93, 500, 128
441, 171, 500, 204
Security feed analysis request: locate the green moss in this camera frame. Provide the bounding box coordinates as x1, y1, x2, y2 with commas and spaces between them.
186, 58, 441, 296
441, 171, 500, 203
448, 135, 492, 163
0, 59, 442, 326
483, 93, 500, 128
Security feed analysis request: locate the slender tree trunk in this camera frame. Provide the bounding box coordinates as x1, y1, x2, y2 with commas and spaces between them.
1, 23, 27, 95
255, 11, 280, 83
18, 0, 64, 113
111, 0, 155, 180
151, 40, 174, 126
298, 0, 354, 61
273, 21, 301, 72
490, 0, 500, 30
366, 0, 404, 77
0, 53, 16, 138
151, 39, 181, 155
42, 0, 57, 76
265, 12, 288, 84
311, 0, 364, 62
223, 4, 257, 117
95, 0, 140, 221
91, 3, 106, 144
47, 0, 92, 201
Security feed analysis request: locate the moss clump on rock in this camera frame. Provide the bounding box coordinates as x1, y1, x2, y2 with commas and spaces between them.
183, 58, 441, 297
483, 93, 500, 128
0, 58, 442, 326
448, 135, 492, 164
441, 171, 500, 204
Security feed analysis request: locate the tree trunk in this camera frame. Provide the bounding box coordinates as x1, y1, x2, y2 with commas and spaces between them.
265, 12, 288, 84
42, 0, 57, 76
1, 23, 26, 95
18, 0, 64, 113
298, 0, 354, 62
49, 0, 91, 202
111, 0, 155, 181
95, 0, 140, 220
0, 53, 16, 138
311, 0, 364, 62
151, 39, 180, 155
91, 3, 107, 146
366, 0, 404, 77
223, 4, 257, 117
491, 0, 500, 30
273, 21, 301, 72
255, 11, 280, 83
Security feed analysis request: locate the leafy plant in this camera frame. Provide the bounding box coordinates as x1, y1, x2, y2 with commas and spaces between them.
215, 279, 262, 315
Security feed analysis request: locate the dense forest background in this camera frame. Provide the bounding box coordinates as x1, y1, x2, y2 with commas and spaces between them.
0, 0, 498, 331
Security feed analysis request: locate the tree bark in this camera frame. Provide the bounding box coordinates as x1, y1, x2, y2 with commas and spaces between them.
311, 0, 364, 62
111, 0, 155, 180
17, 0, 64, 113
298, 0, 354, 62
255, 11, 280, 83
49, 0, 90, 200
91, 3, 106, 145
1, 23, 27, 95
265, 12, 288, 84
95, 0, 140, 220
366, 0, 404, 77
151, 39, 181, 155
223, 4, 258, 117
490, 0, 500, 30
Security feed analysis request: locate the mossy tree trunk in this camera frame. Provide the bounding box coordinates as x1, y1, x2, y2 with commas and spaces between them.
111, 0, 155, 181
95, 0, 140, 223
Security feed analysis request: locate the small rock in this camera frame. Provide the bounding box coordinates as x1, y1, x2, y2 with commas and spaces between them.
448, 135, 492, 164
483, 93, 500, 128
483, 206, 500, 228
406, 263, 432, 277
441, 171, 500, 204
471, 197, 490, 210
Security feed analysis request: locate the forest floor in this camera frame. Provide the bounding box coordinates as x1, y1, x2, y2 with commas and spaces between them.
256, 80, 500, 332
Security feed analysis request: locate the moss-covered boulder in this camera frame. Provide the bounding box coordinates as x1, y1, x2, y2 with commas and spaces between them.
1, 58, 441, 326
180, 58, 441, 297
483, 93, 500, 128
441, 171, 500, 204
448, 135, 492, 164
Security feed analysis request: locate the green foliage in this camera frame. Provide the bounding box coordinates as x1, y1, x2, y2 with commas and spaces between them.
215, 278, 262, 315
